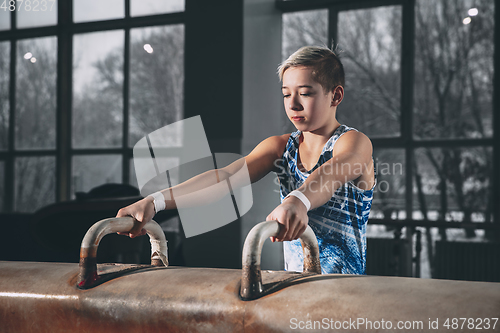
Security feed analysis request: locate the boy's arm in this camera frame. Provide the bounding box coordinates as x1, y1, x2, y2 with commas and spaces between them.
267, 131, 373, 242
244, 134, 289, 183
116, 134, 288, 237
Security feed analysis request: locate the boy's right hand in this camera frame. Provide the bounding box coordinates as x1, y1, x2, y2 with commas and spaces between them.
266, 196, 309, 242
116, 197, 156, 238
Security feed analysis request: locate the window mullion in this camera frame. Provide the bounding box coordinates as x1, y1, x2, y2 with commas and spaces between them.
493, 0, 500, 240
5, 38, 16, 212
123, 27, 130, 184
56, 0, 73, 202
328, 7, 338, 47
400, 0, 415, 217
400, 0, 415, 276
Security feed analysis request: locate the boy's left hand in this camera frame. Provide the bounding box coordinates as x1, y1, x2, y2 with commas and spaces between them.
266, 196, 308, 242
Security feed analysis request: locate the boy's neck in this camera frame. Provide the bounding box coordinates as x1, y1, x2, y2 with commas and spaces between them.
300, 119, 341, 150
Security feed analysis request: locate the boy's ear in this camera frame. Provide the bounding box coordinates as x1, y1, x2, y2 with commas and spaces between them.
331, 86, 344, 107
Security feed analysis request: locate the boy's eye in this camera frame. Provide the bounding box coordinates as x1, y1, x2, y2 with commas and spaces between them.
300, 93, 311, 96
283, 94, 290, 98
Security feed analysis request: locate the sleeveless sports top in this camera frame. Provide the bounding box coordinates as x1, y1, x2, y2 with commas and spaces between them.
277, 124, 375, 274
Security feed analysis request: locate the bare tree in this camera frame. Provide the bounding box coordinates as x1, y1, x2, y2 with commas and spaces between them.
70, 26, 184, 193
14, 38, 57, 212
339, 7, 402, 136
72, 26, 184, 149
0, 42, 9, 150
72, 46, 124, 148
128, 25, 184, 146
16, 38, 57, 149
14, 156, 55, 212
414, 0, 493, 270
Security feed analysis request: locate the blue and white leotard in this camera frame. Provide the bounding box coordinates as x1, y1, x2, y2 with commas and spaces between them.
277, 124, 375, 274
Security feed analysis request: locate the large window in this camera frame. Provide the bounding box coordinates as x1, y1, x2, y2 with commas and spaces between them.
0, 1, 185, 212
279, 0, 496, 278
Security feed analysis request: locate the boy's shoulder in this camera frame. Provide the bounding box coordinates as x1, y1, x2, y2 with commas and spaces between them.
259, 133, 291, 154
271, 133, 291, 145
334, 128, 372, 155
248, 133, 291, 160
338, 127, 371, 142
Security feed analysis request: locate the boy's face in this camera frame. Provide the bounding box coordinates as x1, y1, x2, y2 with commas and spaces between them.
281, 66, 339, 134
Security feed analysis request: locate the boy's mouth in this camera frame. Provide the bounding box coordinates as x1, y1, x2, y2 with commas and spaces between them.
291, 116, 305, 121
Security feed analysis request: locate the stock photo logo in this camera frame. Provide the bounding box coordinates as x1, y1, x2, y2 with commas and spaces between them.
133, 116, 253, 237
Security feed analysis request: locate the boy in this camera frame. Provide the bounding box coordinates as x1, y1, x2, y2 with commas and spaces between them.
117, 46, 376, 274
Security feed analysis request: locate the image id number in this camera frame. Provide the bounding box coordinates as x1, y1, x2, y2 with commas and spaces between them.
1, 0, 56, 11
443, 318, 498, 330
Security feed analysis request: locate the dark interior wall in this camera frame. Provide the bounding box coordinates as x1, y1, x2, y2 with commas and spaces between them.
185, 0, 243, 143
182, 0, 244, 268
241, 0, 284, 270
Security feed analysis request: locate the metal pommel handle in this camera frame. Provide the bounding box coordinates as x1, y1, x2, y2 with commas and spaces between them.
77, 217, 168, 289
240, 220, 321, 300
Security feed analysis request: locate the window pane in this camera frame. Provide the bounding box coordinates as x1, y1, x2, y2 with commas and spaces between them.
413, 147, 492, 224
338, 6, 402, 138
131, 0, 184, 16
367, 148, 406, 241
370, 148, 405, 220
282, 9, 328, 61
282, 9, 328, 133
0, 41, 9, 150
414, 224, 488, 280
129, 158, 138, 189
0, 160, 4, 211
72, 155, 122, 197
0, 8, 10, 30
16, 37, 57, 150
73, 0, 124, 23
73, 30, 123, 148
414, 0, 493, 139
129, 25, 184, 146
14, 156, 55, 212
17, 0, 58, 28
129, 155, 179, 194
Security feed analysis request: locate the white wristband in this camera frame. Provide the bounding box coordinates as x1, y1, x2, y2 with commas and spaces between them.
285, 190, 311, 211
148, 191, 166, 213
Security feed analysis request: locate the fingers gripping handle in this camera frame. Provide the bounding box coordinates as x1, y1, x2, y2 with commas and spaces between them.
240, 220, 321, 300
78, 217, 168, 288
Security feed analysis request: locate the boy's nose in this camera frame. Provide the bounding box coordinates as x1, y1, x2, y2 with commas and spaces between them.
289, 96, 302, 111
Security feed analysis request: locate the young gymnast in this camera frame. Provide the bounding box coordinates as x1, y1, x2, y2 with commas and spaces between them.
117, 46, 376, 274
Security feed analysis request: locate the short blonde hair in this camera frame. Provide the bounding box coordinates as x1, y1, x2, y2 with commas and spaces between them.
278, 46, 345, 93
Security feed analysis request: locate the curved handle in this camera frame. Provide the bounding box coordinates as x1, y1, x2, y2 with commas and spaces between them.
240, 220, 321, 300
77, 217, 168, 289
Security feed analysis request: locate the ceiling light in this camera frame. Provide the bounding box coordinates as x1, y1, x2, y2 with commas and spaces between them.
468, 8, 478, 16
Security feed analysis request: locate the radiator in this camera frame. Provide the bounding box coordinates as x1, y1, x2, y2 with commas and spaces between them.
433, 241, 500, 282
366, 238, 411, 277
